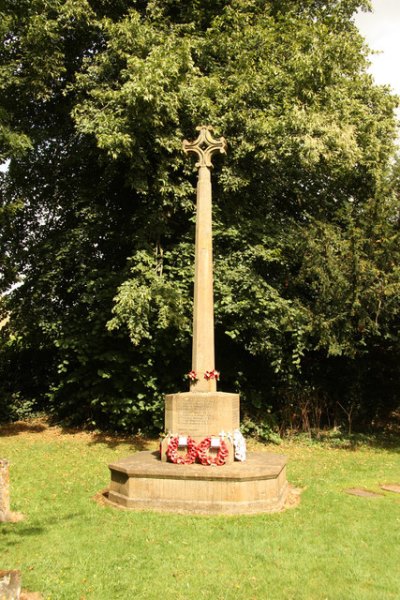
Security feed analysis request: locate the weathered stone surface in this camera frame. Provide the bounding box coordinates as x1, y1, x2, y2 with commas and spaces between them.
164, 391, 240, 437
182, 126, 227, 393
0, 459, 10, 522
0, 459, 24, 523
108, 451, 288, 514
0, 570, 21, 600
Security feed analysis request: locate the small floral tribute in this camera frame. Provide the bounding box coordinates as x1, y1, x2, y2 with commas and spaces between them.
186, 369, 220, 382
232, 429, 246, 462
187, 370, 198, 382
204, 369, 220, 381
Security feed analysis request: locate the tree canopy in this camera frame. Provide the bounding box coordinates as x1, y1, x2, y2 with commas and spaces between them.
1, 0, 399, 434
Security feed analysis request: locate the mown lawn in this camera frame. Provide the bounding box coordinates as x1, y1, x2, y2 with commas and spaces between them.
1, 420, 399, 599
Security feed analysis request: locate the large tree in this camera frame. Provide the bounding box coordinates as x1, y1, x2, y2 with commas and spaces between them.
0, 0, 399, 432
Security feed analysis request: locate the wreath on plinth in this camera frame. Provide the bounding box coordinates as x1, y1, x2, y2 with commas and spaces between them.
166, 436, 198, 465
196, 436, 229, 466
165, 435, 229, 467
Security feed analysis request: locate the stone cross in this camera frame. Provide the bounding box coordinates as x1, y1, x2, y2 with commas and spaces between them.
183, 126, 227, 392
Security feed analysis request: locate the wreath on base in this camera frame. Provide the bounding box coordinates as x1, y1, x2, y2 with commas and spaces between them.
165, 435, 229, 466
196, 437, 229, 466
166, 436, 198, 465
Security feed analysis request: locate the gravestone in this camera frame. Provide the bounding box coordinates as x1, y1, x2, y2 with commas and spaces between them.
0, 570, 21, 600
0, 459, 10, 522
107, 127, 289, 513
0, 459, 23, 523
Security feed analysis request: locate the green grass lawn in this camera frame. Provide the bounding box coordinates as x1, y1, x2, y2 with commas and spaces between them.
1, 421, 399, 600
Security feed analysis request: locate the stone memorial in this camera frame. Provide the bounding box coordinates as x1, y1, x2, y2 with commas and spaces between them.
0, 459, 23, 523
0, 570, 21, 600
107, 127, 289, 513
0, 459, 11, 522
160, 127, 240, 464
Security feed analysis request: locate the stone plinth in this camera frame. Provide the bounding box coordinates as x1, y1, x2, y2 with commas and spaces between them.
162, 391, 240, 465
108, 451, 288, 515
165, 391, 239, 436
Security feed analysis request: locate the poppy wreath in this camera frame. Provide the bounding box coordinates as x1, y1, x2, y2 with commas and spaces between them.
196, 436, 229, 466
166, 436, 198, 465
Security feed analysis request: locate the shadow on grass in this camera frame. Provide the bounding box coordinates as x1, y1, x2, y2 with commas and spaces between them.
1, 525, 45, 537
53, 424, 155, 451
0, 525, 46, 549
342, 433, 400, 452
0, 417, 156, 451
291, 430, 400, 452
1, 511, 85, 548
85, 432, 153, 451
0, 421, 47, 436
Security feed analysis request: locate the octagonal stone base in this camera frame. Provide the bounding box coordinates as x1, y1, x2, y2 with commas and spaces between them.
107, 451, 288, 515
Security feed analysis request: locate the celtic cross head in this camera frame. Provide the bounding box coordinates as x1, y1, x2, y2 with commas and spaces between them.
183, 126, 227, 168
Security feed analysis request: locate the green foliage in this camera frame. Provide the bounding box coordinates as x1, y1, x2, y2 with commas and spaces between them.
240, 414, 282, 444
298, 201, 400, 358
107, 248, 192, 345
0, 0, 399, 432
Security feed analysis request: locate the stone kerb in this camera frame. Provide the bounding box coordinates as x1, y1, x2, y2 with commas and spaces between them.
108, 452, 289, 514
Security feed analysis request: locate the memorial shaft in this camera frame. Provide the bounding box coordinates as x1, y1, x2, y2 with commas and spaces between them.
183, 126, 227, 393
192, 164, 215, 391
